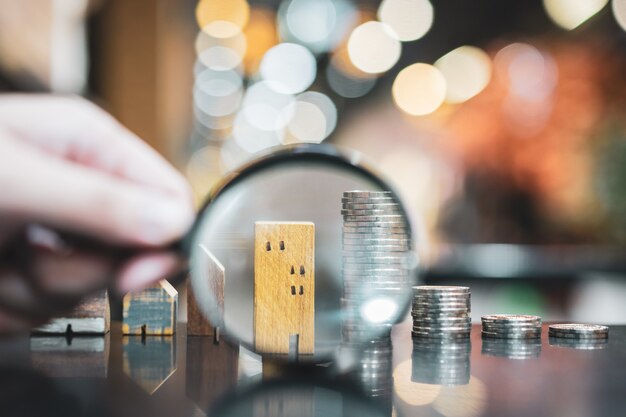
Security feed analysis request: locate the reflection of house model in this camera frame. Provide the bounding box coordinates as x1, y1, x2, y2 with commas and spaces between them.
254, 222, 315, 356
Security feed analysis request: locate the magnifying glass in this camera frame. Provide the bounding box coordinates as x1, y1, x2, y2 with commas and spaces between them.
187, 144, 417, 363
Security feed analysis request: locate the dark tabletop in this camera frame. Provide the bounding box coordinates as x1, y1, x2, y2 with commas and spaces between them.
0, 321, 624, 417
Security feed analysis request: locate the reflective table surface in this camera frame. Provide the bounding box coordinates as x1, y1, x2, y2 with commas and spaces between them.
1, 321, 625, 417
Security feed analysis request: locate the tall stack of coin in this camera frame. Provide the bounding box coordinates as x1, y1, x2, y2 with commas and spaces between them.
412, 339, 471, 385
481, 315, 542, 339
411, 286, 471, 339
341, 190, 411, 342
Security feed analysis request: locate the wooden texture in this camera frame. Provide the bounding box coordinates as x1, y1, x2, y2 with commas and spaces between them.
34, 290, 110, 334
254, 222, 315, 355
187, 247, 225, 336
30, 335, 110, 378
123, 336, 176, 394
123, 280, 178, 335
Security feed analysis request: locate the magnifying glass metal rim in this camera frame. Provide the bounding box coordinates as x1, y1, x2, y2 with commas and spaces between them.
185, 143, 415, 360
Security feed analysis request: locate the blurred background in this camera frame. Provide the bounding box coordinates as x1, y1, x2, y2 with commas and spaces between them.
2, 0, 626, 323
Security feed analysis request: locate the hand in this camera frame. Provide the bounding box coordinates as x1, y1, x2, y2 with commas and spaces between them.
0, 94, 195, 332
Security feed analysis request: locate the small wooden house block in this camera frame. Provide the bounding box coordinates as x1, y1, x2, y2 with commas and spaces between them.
33, 290, 110, 334
187, 246, 225, 337
254, 221, 315, 356
123, 280, 178, 335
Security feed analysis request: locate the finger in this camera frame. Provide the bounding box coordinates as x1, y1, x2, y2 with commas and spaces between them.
116, 251, 181, 294
0, 135, 194, 246
29, 247, 117, 297
0, 94, 191, 200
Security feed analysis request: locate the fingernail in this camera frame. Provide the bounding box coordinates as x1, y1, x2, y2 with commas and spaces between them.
139, 194, 194, 245
117, 254, 178, 294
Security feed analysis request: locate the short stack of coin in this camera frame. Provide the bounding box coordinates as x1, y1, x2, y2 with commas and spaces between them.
341, 190, 411, 341
411, 286, 471, 339
481, 315, 542, 339
548, 323, 609, 339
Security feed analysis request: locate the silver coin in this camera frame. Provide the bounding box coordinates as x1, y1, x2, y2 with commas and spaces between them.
414, 285, 470, 293
343, 221, 408, 228
481, 330, 541, 339
412, 316, 471, 324
342, 224, 409, 231
342, 245, 411, 252
481, 314, 542, 323
413, 298, 471, 306
343, 237, 411, 244
342, 202, 400, 209
412, 302, 471, 310
343, 190, 393, 197
343, 259, 408, 266
342, 208, 402, 215
343, 268, 408, 274
483, 326, 541, 334
412, 313, 471, 321
411, 330, 470, 339
413, 292, 471, 299
548, 323, 608, 335
343, 213, 405, 220
413, 326, 472, 333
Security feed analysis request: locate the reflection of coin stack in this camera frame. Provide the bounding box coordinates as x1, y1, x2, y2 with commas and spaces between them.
411, 338, 471, 386
346, 338, 394, 413
481, 338, 542, 359
411, 286, 471, 339
341, 190, 411, 342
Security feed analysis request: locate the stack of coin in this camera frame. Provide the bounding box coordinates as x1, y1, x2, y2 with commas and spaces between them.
411, 286, 471, 339
341, 190, 411, 342
481, 338, 542, 359
481, 315, 542, 339
412, 338, 471, 386
548, 323, 609, 339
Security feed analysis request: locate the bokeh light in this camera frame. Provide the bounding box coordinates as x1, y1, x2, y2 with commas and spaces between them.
377, 0, 434, 42
260, 43, 317, 94
193, 67, 243, 118
494, 43, 557, 101
233, 111, 283, 153
432, 377, 488, 417
543, 0, 608, 30
278, 0, 357, 53
284, 91, 337, 144
613, 0, 626, 31
243, 7, 278, 75
326, 60, 377, 98
392, 63, 446, 115
196, 0, 250, 37
195, 23, 247, 71
220, 137, 253, 170
393, 359, 441, 406
186, 145, 225, 200
241, 80, 295, 131
347, 21, 402, 74
435, 46, 491, 103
